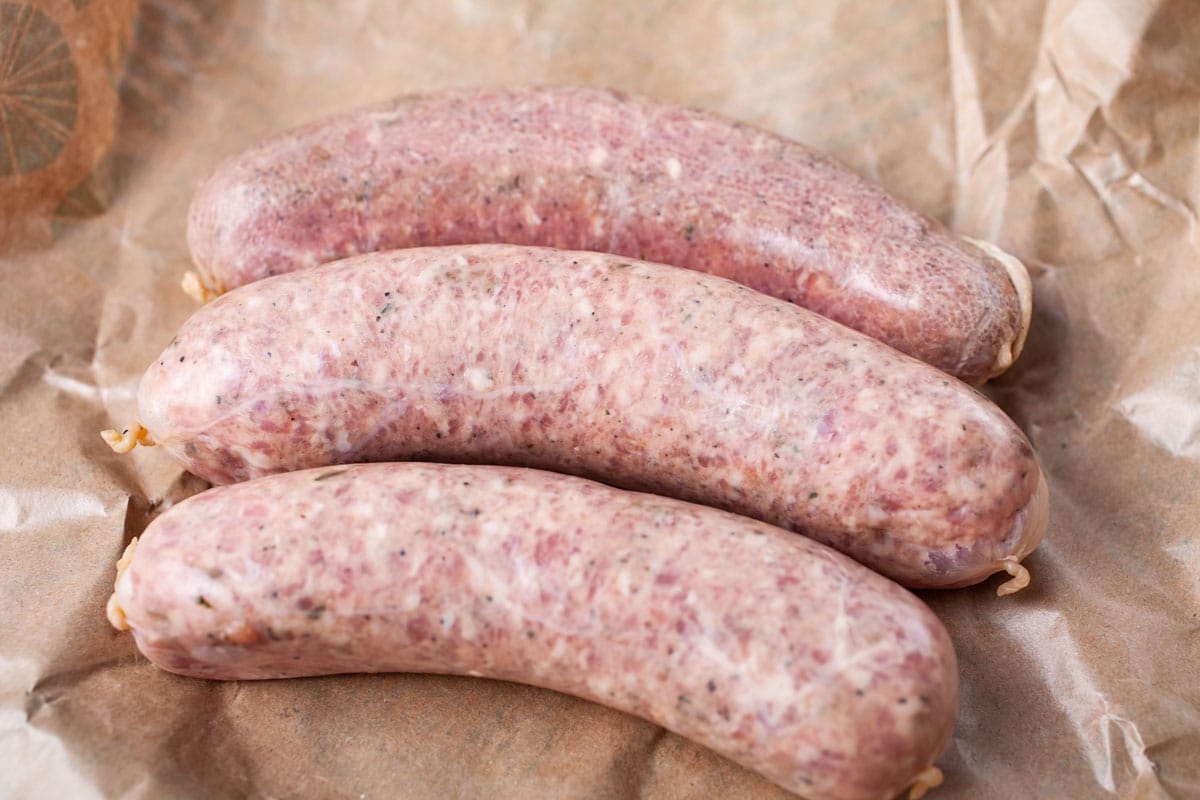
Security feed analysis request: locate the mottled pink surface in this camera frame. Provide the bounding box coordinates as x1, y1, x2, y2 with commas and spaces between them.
187, 86, 1026, 384
139, 245, 1045, 589
114, 462, 958, 800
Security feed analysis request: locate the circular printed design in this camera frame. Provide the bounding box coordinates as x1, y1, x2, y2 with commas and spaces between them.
0, 2, 79, 176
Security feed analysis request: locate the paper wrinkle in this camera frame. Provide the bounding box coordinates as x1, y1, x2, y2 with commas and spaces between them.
952, 0, 1198, 259
945, 0, 986, 213
0, 709, 105, 800
1161, 539, 1200, 613
1051, 0, 1157, 108
1008, 608, 1163, 797
1094, 701, 1159, 795
1123, 172, 1199, 233
0, 655, 39, 710
43, 364, 135, 405
1067, 112, 1196, 254
1114, 352, 1200, 461
0, 487, 107, 534
0, 335, 41, 397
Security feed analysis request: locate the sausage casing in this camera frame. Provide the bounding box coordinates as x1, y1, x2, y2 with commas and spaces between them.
186, 85, 1031, 384
136, 244, 1047, 590
108, 462, 959, 800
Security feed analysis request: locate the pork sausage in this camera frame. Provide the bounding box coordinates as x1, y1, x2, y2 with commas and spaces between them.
130, 244, 1047, 591
186, 85, 1031, 385
107, 462, 959, 800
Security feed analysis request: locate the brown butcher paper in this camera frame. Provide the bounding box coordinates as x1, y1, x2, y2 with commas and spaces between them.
1, 0, 1197, 798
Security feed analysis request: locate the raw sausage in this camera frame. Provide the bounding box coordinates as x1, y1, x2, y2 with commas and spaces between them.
133, 245, 1047, 590
186, 85, 1031, 385
109, 463, 958, 799
129, 244, 1047, 591
107, 462, 959, 800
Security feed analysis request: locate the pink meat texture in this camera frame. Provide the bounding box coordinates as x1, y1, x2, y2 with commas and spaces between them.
136, 245, 1047, 590
186, 85, 1031, 385
108, 462, 959, 800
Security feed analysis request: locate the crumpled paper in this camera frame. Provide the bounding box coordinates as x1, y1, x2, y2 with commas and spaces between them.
2, 0, 1198, 798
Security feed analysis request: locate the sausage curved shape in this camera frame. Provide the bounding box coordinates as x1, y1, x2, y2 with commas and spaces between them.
186, 85, 1031, 385
132, 245, 1047, 591
107, 462, 959, 800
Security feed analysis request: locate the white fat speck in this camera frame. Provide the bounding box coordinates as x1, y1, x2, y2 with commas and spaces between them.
830, 205, 852, 219
432, 510, 458, 530
665, 157, 682, 180
522, 204, 543, 227
573, 382, 601, 410
334, 430, 352, 452
550, 636, 571, 660
399, 588, 422, 612
365, 520, 391, 548
588, 146, 609, 169
613, 570, 636, 596
363, 123, 384, 149
747, 667, 802, 725
367, 109, 403, 127
745, 329, 800, 363
465, 367, 494, 391
689, 342, 713, 366
480, 520, 505, 540
234, 443, 285, 473
590, 215, 605, 237
610, 379, 640, 410
572, 291, 594, 318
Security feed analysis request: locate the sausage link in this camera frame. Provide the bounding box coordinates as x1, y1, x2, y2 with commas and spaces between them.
135, 244, 1047, 590
186, 85, 1031, 384
108, 462, 959, 800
